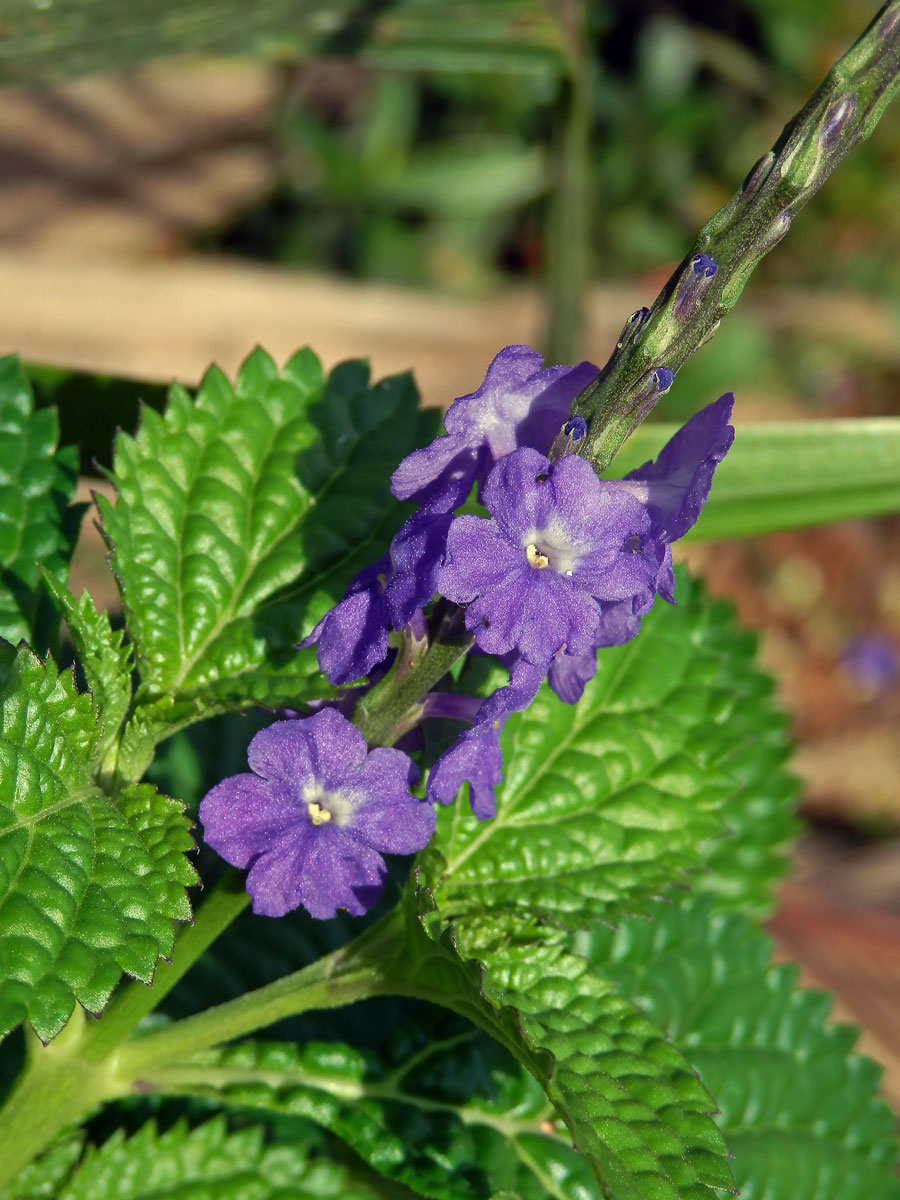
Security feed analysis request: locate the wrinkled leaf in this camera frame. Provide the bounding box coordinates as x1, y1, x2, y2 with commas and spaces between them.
589, 894, 900, 1200
430, 572, 796, 932
97, 348, 438, 756
0, 644, 194, 1042
54, 1116, 380, 1200
0, 356, 80, 650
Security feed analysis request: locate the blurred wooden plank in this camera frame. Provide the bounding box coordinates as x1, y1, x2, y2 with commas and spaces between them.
0, 249, 646, 406
0, 60, 277, 252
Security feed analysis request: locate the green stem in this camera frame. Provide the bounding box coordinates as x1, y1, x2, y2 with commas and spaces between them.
0, 871, 249, 1191
353, 608, 474, 746
112, 905, 408, 1080
575, 0, 900, 468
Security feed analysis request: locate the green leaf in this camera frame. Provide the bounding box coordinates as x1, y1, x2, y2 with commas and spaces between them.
0, 1133, 84, 1200
399, 887, 733, 1200
614, 418, 900, 538
588, 895, 900, 1200
430, 571, 797, 932
151, 886, 732, 1200
155, 1028, 597, 1200
40, 576, 132, 769
0, 356, 81, 650
54, 1116, 381, 1200
0, 643, 195, 1042
97, 347, 437, 746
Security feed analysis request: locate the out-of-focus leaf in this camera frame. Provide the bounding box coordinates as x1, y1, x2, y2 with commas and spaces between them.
589, 894, 900, 1200
614, 418, 900, 537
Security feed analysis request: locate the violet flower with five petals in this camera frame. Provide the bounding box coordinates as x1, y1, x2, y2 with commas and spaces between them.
391, 345, 598, 506
199, 708, 435, 919
438, 447, 649, 668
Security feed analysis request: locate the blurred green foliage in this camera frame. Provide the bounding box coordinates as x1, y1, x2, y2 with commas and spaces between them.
195, 0, 900, 304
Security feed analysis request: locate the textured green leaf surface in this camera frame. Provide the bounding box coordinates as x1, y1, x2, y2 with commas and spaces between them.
615, 418, 900, 538
55, 1117, 379, 1200
157, 1028, 596, 1200
431, 572, 797, 931
153, 885, 732, 1200
0, 1133, 83, 1200
589, 895, 900, 1200
97, 348, 437, 732
40, 576, 132, 767
0, 356, 80, 649
404, 887, 732, 1200
0, 643, 195, 1041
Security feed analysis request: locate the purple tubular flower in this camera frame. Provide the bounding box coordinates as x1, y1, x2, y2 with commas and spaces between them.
199, 709, 435, 919
425, 658, 544, 819
674, 254, 718, 319
391, 346, 598, 505
299, 558, 391, 686
439, 447, 649, 667
620, 393, 735, 542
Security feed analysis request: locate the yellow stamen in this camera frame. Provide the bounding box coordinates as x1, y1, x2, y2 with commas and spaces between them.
307, 801, 332, 825
526, 543, 550, 569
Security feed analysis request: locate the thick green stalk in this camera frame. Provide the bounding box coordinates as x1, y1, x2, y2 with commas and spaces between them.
575, 0, 900, 468
353, 608, 474, 746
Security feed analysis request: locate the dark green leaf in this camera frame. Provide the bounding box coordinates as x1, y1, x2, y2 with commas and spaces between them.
615, 418, 900, 538
0, 643, 195, 1042
430, 571, 797, 932
40, 577, 132, 770
0, 1133, 84, 1200
589, 895, 900, 1200
154, 1028, 596, 1200
55, 1116, 380, 1200
97, 348, 437, 756
0, 356, 81, 650
398, 886, 733, 1200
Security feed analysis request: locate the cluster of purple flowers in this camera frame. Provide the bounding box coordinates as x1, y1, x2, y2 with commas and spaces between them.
200, 345, 734, 919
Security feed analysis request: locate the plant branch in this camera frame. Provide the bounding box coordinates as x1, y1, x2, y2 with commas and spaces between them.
574, 0, 900, 468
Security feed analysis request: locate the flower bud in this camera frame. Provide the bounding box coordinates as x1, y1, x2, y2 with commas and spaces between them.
674, 254, 718, 320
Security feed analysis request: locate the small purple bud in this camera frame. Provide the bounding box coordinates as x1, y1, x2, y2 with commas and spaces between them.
757, 208, 792, 254
549, 414, 589, 462
616, 306, 650, 351
742, 152, 774, 198
630, 365, 675, 423
821, 93, 857, 152
674, 254, 718, 319
653, 367, 675, 394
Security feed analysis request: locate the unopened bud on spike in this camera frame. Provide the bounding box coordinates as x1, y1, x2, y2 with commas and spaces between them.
674, 254, 718, 320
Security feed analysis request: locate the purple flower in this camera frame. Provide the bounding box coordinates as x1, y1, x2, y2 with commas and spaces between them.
391, 346, 598, 506
426, 657, 546, 818
299, 558, 391, 686
620, 393, 735, 542
427, 723, 504, 820
438, 447, 649, 667
199, 709, 435, 919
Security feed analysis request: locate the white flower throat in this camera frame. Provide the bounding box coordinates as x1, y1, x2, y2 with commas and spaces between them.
522, 522, 580, 577
302, 784, 355, 827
